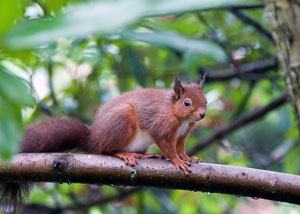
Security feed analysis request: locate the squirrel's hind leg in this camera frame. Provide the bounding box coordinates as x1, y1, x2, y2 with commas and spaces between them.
90, 104, 138, 153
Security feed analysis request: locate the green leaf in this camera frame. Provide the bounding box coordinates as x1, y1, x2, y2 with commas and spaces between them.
0, 96, 22, 160
1, 0, 249, 49
0, 67, 35, 107
121, 30, 227, 62
39, 0, 68, 13
145, 0, 249, 16
0, 67, 34, 160
284, 143, 300, 174
0, 0, 21, 35
1, 0, 147, 49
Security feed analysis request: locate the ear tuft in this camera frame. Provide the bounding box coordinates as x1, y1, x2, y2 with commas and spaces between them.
173, 75, 184, 99
199, 72, 207, 89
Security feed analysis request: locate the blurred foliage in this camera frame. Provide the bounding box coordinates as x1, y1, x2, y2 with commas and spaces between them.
0, 0, 299, 213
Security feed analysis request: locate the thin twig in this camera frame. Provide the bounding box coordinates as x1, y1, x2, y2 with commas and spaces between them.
47, 58, 58, 106
229, 8, 274, 42
147, 3, 265, 17
37, 102, 54, 117
19, 187, 141, 214
63, 187, 141, 212
231, 81, 256, 120
199, 59, 278, 81
230, 3, 265, 10
196, 13, 235, 64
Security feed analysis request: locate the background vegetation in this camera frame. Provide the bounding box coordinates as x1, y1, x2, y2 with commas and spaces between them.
0, 0, 298, 213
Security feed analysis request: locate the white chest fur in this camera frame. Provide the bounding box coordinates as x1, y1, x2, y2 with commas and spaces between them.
177, 120, 190, 137
122, 121, 191, 153
122, 130, 154, 153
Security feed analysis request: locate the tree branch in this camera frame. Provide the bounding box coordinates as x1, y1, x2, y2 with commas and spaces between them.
1, 153, 300, 205
20, 203, 59, 214
199, 59, 278, 82
47, 57, 58, 106
231, 81, 256, 120
189, 93, 289, 154
147, 3, 265, 18
229, 8, 274, 42
229, 3, 265, 10
12, 187, 140, 214
63, 187, 141, 211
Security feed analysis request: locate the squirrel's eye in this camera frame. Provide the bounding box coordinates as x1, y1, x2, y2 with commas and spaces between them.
184, 100, 191, 107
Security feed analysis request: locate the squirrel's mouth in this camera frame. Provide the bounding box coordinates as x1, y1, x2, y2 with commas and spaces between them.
194, 117, 203, 122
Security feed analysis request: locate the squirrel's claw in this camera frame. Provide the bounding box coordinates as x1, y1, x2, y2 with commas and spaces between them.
190, 156, 205, 163
114, 152, 140, 166
180, 154, 204, 163
172, 158, 191, 175
183, 160, 191, 166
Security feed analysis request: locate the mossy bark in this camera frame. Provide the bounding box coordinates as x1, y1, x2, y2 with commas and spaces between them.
265, 0, 300, 130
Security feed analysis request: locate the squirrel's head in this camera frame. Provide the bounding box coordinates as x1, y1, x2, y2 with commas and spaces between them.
171, 74, 207, 122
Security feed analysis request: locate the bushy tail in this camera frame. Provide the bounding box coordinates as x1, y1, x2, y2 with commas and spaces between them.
21, 117, 90, 153
0, 183, 32, 213
0, 117, 90, 213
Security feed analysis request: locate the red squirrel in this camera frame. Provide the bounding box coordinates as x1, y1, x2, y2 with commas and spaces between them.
0, 75, 207, 210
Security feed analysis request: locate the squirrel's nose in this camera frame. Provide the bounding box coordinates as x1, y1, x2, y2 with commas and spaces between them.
199, 112, 206, 119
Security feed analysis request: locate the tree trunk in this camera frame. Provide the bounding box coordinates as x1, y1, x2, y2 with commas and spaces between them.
265, 0, 300, 130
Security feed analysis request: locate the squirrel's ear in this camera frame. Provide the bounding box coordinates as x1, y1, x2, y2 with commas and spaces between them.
173, 75, 184, 99
199, 72, 207, 89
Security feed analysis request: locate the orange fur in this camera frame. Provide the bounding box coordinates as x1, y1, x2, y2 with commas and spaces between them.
21, 76, 207, 173
176, 122, 194, 156
2, 76, 208, 212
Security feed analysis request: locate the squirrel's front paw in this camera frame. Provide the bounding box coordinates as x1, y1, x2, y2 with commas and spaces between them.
171, 158, 191, 175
